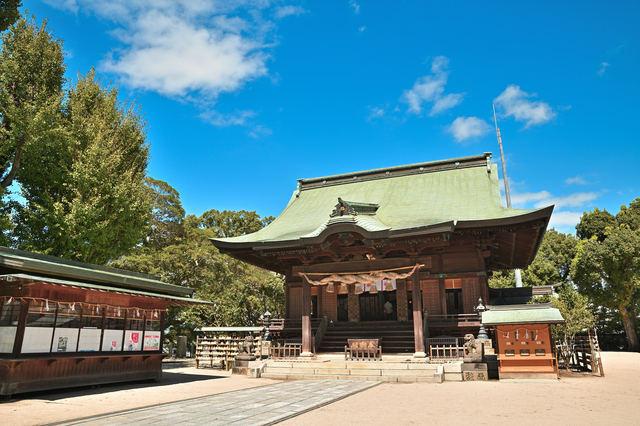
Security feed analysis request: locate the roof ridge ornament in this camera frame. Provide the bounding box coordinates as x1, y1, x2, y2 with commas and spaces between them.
330, 198, 379, 218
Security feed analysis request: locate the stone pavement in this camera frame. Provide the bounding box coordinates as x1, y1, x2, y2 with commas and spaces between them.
52, 380, 380, 426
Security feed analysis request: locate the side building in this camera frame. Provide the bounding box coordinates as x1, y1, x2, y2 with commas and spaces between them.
211, 153, 554, 358
0, 247, 209, 395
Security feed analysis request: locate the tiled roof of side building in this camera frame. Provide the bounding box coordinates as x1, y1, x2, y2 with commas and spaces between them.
212, 153, 553, 249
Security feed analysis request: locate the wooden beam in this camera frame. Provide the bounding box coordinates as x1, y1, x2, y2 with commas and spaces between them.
300, 275, 313, 357
411, 266, 426, 357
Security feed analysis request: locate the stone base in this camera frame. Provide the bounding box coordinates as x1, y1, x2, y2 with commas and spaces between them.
461, 362, 488, 381
232, 360, 262, 376
413, 351, 427, 358
234, 357, 256, 368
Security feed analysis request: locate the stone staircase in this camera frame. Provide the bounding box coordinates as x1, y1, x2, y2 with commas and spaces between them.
260, 359, 449, 383
318, 321, 415, 353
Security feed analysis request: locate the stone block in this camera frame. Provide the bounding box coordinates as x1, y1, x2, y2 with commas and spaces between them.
461, 363, 488, 381
443, 362, 463, 373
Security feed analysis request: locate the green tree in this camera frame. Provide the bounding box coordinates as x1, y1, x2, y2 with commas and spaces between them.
113, 181, 285, 344
0, 1, 22, 32
0, 13, 65, 243
489, 229, 577, 289
531, 286, 595, 368
571, 201, 640, 351
575, 207, 616, 242
14, 69, 151, 264
200, 209, 274, 238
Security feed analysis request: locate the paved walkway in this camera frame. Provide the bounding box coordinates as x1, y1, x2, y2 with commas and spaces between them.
52, 380, 380, 426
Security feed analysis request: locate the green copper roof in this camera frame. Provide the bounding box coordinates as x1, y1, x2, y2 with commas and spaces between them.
212, 153, 553, 250
482, 305, 565, 325
0, 247, 193, 297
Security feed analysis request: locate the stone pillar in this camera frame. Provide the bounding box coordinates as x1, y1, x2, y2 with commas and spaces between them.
177, 336, 187, 358
396, 280, 408, 322
412, 268, 426, 358
347, 287, 360, 323
300, 275, 314, 357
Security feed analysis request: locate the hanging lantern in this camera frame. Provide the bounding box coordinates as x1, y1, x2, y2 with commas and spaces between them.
384, 280, 394, 291
339, 283, 349, 294
369, 282, 378, 294
326, 282, 335, 293
71, 302, 75, 311
354, 283, 363, 294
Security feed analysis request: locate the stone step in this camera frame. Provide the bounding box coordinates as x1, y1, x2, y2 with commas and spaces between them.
260, 372, 436, 383
264, 361, 439, 371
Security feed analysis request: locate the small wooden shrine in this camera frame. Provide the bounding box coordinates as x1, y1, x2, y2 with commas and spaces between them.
211, 153, 554, 359
482, 304, 564, 379
0, 247, 209, 395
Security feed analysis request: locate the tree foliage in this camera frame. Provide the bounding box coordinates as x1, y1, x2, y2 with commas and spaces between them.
0, 1, 21, 33
113, 180, 284, 343
531, 286, 595, 368
14, 69, 150, 264
571, 200, 640, 351
489, 229, 577, 289
0, 12, 65, 191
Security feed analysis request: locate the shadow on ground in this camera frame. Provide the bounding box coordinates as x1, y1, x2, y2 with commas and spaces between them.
2, 361, 227, 403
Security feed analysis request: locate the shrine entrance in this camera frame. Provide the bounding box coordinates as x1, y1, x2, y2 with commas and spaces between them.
359, 291, 397, 321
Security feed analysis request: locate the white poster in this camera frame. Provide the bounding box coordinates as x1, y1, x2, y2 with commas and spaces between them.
124, 330, 142, 351
52, 328, 79, 352
102, 329, 124, 352
143, 331, 161, 351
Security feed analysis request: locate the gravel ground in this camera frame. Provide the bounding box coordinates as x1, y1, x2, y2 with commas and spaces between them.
1, 351, 637, 426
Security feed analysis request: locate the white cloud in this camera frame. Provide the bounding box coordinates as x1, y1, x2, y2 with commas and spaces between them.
358, 26, 366, 32
534, 192, 599, 209
349, 0, 360, 14
51, 2, 294, 99
274, 6, 307, 19
367, 106, 385, 120
494, 85, 556, 128
248, 125, 273, 138
549, 211, 583, 229
46, 1, 309, 128
565, 176, 587, 185
510, 190, 553, 208
400, 56, 464, 116
198, 109, 256, 127
598, 62, 611, 76
446, 116, 492, 142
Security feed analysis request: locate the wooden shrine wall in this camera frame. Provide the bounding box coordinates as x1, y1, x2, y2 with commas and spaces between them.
321, 287, 337, 322
288, 286, 303, 320
422, 280, 442, 315
462, 278, 481, 314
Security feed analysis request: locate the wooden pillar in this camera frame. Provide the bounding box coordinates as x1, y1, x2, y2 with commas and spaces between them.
300, 275, 314, 357
411, 267, 426, 357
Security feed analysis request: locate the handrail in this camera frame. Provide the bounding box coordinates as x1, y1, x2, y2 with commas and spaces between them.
314, 316, 328, 353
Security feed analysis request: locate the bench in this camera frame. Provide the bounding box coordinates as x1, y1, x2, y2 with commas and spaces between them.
345, 338, 382, 361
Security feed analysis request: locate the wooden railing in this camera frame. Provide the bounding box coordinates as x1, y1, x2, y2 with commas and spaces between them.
314, 316, 328, 353
266, 318, 323, 330
426, 337, 464, 362
427, 314, 479, 326
269, 339, 302, 359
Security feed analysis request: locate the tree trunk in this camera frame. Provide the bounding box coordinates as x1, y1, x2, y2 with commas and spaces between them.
620, 307, 639, 351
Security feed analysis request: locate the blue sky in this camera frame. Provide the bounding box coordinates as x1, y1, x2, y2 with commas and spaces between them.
24, 1, 639, 234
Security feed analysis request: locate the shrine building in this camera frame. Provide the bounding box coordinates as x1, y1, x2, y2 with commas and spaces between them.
211, 153, 554, 358
0, 247, 209, 395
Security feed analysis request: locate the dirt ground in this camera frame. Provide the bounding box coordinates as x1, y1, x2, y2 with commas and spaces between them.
1, 351, 638, 426
280, 351, 640, 426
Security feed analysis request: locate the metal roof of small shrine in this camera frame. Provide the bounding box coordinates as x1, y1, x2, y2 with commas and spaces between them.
0, 247, 195, 298
482, 304, 565, 325
212, 153, 553, 251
